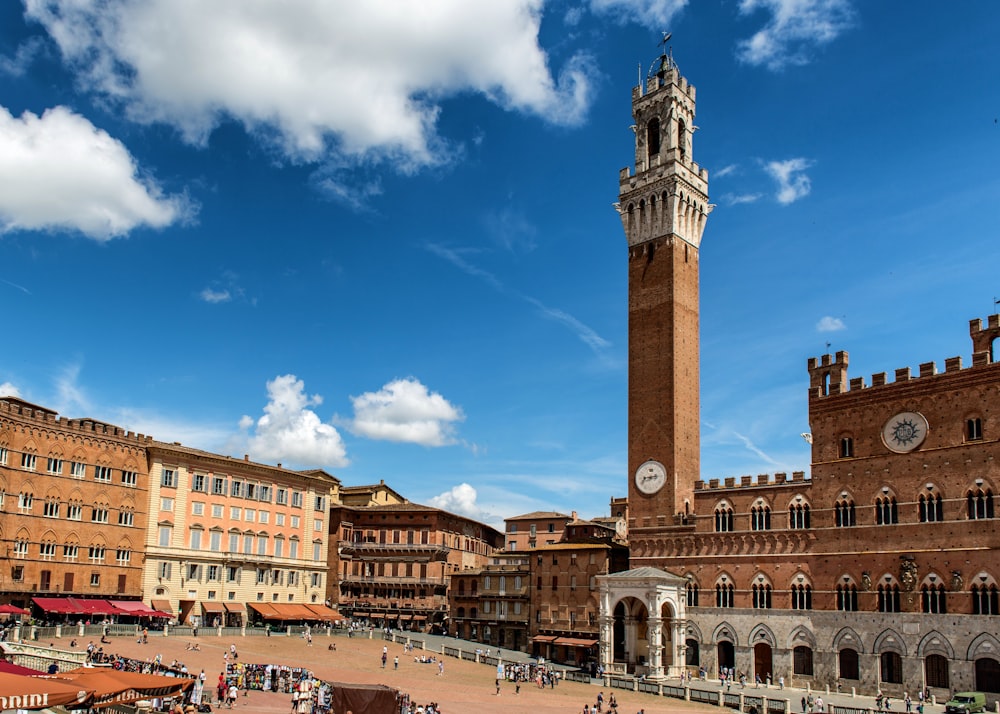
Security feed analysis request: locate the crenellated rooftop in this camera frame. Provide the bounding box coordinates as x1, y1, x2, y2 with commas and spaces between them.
807, 313, 999, 399
0, 396, 151, 444
695, 471, 808, 491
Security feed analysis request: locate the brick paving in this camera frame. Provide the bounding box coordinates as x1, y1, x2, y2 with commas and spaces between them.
93, 630, 717, 714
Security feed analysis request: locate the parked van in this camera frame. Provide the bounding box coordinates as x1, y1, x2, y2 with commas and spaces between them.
945, 692, 986, 714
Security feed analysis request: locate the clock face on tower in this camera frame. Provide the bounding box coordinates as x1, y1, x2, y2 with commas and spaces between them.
635, 460, 667, 495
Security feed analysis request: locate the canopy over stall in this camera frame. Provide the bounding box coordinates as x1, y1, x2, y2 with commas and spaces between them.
47, 668, 195, 708
0, 671, 93, 710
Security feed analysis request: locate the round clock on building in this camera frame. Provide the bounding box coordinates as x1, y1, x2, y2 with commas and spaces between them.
881, 411, 929, 453
635, 460, 667, 494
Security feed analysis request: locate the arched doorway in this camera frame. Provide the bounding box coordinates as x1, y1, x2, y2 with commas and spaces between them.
611, 597, 649, 672
686, 638, 700, 667
718, 641, 735, 672
754, 643, 773, 681
976, 657, 1000, 693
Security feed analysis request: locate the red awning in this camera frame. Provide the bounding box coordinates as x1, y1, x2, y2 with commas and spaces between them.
532, 635, 557, 643
223, 602, 245, 613
109, 601, 170, 617
32, 597, 82, 615
48, 669, 194, 708
247, 603, 280, 620
201, 601, 225, 614
78, 600, 118, 616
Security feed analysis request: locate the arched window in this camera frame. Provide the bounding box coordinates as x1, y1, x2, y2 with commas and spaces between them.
972, 583, 999, 615
789, 503, 811, 529
751, 505, 771, 531
677, 118, 686, 161
752, 583, 772, 608
686, 582, 699, 607
975, 657, 1000, 695
880, 651, 903, 684
925, 654, 950, 689
715, 506, 734, 532
967, 418, 983, 441
716, 582, 734, 608
839, 648, 860, 680
875, 496, 898, 525
968, 488, 995, 519
837, 584, 858, 611
647, 118, 661, 158
919, 493, 944, 522
793, 646, 814, 676
921, 583, 947, 613
835, 499, 856, 527
878, 583, 901, 613
792, 584, 812, 610
840, 437, 854, 458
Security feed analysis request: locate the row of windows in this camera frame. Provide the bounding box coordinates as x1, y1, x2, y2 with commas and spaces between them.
10, 540, 131, 564
157, 525, 323, 561
714, 489, 994, 532
11, 567, 105, 589
692, 582, 999, 614
1, 449, 141, 486
162, 469, 323, 510
838, 418, 985, 459
7, 493, 136, 525
535, 575, 598, 591
156, 561, 321, 588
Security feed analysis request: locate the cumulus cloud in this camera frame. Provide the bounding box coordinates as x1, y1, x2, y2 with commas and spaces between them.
0, 105, 191, 240
200, 288, 231, 304
765, 158, 813, 204
349, 378, 463, 446
737, 0, 855, 70
198, 271, 249, 305
428, 483, 489, 520
816, 316, 846, 332
26, 0, 595, 170
0, 382, 21, 398
241, 375, 348, 467
589, 0, 688, 26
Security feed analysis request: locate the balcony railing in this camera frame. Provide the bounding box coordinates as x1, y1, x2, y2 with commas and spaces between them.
338, 575, 446, 586
339, 542, 450, 556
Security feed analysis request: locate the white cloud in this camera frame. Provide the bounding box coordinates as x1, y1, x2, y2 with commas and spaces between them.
737, 0, 854, 70
714, 163, 739, 179
589, 0, 688, 27
349, 378, 463, 446
199, 288, 231, 304
241, 375, 348, 467
0, 382, 21, 398
0, 105, 191, 240
0, 37, 44, 77
428, 483, 488, 520
816, 316, 846, 332
722, 192, 763, 206
765, 157, 813, 204
26, 0, 595, 171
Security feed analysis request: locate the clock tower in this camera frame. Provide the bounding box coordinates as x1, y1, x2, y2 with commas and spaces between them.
619, 50, 711, 528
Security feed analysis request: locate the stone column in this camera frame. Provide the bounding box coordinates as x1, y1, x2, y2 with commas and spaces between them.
671, 619, 687, 678
599, 615, 614, 671
648, 617, 663, 679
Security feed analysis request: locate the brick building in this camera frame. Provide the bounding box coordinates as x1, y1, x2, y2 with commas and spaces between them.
608, 48, 1000, 701
449, 551, 531, 650
0, 397, 151, 614
504, 511, 570, 551
329, 501, 503, 630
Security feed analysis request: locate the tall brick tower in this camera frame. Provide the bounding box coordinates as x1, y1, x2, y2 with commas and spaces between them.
619, 49, 711, 528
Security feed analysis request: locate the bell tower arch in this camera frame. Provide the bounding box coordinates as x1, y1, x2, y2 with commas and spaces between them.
620, 47, 711, 531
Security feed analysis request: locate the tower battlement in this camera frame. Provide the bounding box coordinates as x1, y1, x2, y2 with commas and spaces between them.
0, 396, 151, 444
808, 313, 999, 399
694, 471, 808, 491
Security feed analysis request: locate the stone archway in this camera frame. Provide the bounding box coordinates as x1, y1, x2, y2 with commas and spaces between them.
597, 567, 687, 679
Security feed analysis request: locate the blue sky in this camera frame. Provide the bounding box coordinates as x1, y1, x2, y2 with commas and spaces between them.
1, 1, 998, 528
